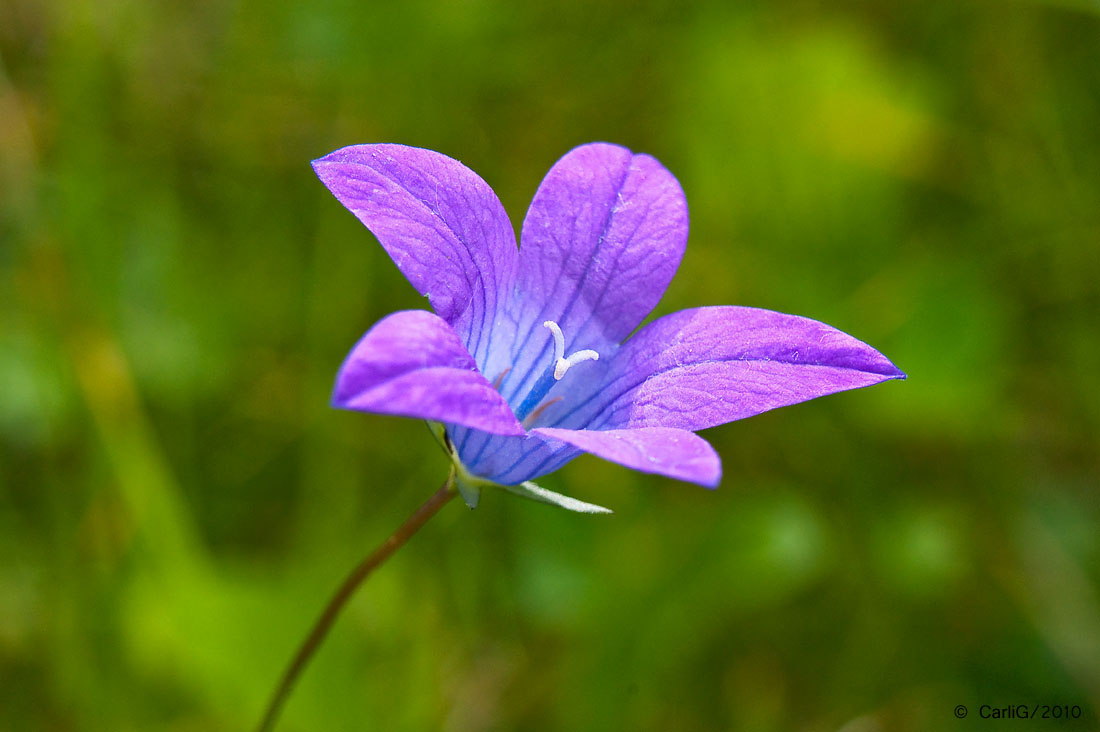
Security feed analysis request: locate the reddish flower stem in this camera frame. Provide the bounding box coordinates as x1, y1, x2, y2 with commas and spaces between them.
255, 473, 457, 732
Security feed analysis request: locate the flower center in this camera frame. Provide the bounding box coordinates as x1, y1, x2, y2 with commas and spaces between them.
513, 320, 600, 423
542, 320, 600, 380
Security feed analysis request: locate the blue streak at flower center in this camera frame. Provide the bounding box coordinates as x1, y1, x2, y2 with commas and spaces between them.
513, 320, 600, 423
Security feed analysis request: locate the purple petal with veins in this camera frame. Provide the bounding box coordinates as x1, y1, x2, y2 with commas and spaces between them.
313, 144, 517, 367
589, 306, 905, 431
333, 310, 524, 436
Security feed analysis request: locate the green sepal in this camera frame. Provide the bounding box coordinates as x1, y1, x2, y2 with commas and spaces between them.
455, 476, 481, 509
503, 481, 613, 514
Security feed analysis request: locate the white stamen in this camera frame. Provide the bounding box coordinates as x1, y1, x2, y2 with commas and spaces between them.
543, 320, 600, 380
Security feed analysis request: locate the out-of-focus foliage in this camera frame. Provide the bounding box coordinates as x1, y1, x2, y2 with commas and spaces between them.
2, 0, 1099, 729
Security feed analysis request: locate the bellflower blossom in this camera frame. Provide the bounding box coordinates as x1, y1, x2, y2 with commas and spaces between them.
314, 143, 904, 511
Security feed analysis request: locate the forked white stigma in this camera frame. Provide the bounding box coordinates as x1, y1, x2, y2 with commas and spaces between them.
544, 320, 566, 364
555, 349, 601, 379
543, 320, 600, 380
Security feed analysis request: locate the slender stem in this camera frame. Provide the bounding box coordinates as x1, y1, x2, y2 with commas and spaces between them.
255, 473, 458, 732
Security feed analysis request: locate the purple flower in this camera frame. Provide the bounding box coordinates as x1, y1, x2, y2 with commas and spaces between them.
314, 143, 904, 511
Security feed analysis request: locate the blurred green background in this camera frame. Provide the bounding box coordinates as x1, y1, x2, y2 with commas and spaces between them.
2, 0, 1099, 730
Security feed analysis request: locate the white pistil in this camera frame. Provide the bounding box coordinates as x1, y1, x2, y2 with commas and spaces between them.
556, 348, 600, 379
543, 320, 600, 380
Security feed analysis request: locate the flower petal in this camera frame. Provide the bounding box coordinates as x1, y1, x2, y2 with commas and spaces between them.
312, 144, 517, 365
500, 143, 688, 405
586, 306, 906, 431
333, 310, 524, 436
531, 427, 721, 487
